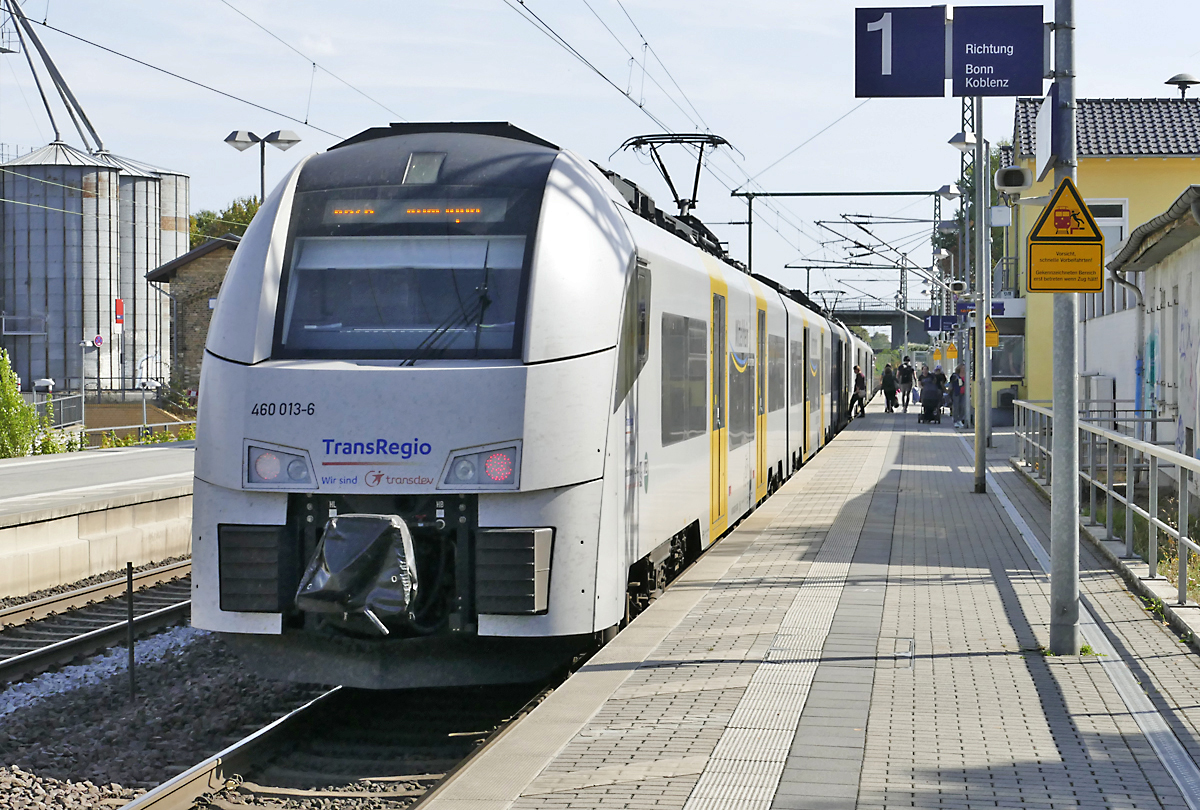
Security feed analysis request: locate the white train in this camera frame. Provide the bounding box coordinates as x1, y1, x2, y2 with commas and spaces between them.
191, 123, 874, 688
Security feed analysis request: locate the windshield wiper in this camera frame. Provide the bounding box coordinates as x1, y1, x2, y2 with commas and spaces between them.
399, 281, 491, 367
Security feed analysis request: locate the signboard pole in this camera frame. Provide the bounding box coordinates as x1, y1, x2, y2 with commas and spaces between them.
974, 96, 987, 493
1049, 0, 1080, 656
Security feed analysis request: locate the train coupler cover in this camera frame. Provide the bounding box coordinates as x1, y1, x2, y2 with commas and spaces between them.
295, 514, 419, 635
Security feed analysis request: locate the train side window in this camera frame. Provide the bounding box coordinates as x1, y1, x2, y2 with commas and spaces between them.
769, 335, 786, 412
789, 338, 804, 405
661, 313, 708, 446
614, 261, 651, 411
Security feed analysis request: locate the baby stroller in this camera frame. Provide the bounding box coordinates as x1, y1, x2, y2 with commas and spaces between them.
917, 381, 942, 424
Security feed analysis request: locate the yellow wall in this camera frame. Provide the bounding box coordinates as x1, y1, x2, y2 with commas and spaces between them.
1016, 155, 1200, 400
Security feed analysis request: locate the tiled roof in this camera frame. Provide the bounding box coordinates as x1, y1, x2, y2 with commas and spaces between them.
146, 234, 240, 283
1013, 97, 1200, 158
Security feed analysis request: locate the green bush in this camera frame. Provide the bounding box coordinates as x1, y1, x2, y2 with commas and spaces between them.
0, 348, 38, 458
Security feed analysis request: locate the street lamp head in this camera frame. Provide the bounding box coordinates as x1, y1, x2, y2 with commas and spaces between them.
937, 183, 962, 201
937, 219, 960, 233
948, 130, 977, 153
933, 248, 950, 261
264, 129, 302, 151
224, 130, 260, 151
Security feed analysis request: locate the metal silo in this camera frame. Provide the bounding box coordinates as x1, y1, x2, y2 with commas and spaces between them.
98, 153, 161, 389
106, 154, 190, 387
0, 141, 120, 393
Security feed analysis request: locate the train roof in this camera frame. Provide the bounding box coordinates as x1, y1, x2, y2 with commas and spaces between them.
332, 122, 559, 151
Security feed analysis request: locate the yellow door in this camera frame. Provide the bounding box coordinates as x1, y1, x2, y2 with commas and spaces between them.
755, 308, 768, 502
710, 292, 728, 536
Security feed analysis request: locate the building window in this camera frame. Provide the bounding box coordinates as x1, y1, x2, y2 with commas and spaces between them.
1079, 200, 1127, 321
992, 335, 1025, 379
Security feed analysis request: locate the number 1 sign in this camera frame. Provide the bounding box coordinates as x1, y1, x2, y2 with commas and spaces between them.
855, 6, 946, 97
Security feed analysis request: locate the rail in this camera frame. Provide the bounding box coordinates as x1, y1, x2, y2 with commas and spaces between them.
0, 561, 192, 684
1014, 399, 1199, 606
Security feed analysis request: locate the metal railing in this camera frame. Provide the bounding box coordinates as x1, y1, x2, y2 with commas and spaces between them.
1015, 399, 1199, 605
32, 394, 83, 428
80, 420, 196, 449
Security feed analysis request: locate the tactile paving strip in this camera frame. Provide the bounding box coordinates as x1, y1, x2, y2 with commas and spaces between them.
682, 440, 891, 810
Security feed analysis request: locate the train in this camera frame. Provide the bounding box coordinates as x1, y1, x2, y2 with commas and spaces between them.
191, 122, 874, 688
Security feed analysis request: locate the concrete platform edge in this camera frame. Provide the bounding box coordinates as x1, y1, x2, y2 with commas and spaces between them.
0, 483, 194, 530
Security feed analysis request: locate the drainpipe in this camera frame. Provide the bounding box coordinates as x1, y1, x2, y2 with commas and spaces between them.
1111, 269, 1145, 443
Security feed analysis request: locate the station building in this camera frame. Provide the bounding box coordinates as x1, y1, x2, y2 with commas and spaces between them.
1009, 97, 1200, 413
146, 233, 239, 398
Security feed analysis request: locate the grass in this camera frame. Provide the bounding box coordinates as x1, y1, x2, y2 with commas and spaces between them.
1081, 490, 1200, 604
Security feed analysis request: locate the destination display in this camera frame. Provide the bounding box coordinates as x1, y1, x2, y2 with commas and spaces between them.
324, 198, 508, 224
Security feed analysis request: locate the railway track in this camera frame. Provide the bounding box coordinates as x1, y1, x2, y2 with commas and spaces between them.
0, 561, 192, 684
127, 679, 554, 810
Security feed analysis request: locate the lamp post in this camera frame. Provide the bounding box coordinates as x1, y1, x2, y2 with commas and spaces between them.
224, 129, 301, 203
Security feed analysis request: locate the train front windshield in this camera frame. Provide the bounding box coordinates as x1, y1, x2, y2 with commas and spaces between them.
274, 185, 540, 361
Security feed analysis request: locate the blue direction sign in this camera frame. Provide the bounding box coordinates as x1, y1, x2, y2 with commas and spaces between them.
924, 315, 959, 332
951, 5, 1044, 97
855, 6, 946, 98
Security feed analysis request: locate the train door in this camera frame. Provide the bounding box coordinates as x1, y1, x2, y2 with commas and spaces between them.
829, 332, 841, 435
619, 261, 650, 566
756, 308, 767, 502
710, 292, 727, 535
805, 324, 819, 456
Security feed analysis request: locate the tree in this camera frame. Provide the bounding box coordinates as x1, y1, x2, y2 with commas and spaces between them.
190, 196, 260, 248
0, 348, 37, 458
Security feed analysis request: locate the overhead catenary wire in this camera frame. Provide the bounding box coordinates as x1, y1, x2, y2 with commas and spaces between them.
215, 0, 408, 123
25, 17, 341, 139
737, 99, 872, 190
503, 0, 830, 257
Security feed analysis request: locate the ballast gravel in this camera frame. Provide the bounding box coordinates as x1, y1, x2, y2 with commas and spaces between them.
0, 555, 190, 611
0, 629, 323, 807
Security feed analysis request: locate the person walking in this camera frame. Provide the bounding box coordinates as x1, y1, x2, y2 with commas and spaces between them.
932, 365, 949, 419
882, 364, 898, 413
850, 365, 867, 417
950, 363, 968, 428
898, 356, 915, 411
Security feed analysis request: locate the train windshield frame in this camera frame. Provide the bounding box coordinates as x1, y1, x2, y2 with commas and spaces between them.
272, 183, 542, 361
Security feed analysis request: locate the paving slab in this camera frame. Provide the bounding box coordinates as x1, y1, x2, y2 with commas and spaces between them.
424, 404, 1200, 810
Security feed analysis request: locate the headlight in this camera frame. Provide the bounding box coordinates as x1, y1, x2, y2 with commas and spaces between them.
442, 445, 519, 489
247, 444, 313, 487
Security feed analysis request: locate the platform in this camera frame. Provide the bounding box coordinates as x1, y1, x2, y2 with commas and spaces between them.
0, 445, 194, 598
425, 403, 1200, 810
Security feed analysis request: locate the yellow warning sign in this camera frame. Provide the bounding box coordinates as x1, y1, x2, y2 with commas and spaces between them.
932, 347, 942, 364
985, 316, 999, 348
1029, 177, 1104, 242
945, 342, 958, 360
1027, 177, 1105, 293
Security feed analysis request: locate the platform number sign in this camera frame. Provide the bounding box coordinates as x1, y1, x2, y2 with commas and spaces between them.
855, 6, 946, 98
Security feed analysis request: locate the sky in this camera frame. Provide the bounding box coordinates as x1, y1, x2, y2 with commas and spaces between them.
0, 0, 1196, 314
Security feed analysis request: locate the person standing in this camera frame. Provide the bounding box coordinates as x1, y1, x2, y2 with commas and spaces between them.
882, 364, 898, 413
898, 356, 915, 411
950, 363, 968, 428
850, 365, 867, 417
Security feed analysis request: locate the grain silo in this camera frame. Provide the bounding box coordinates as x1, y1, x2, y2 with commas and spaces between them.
0, 142, 121, 392
0, 0, 189, 395
97, 153, 189, 387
